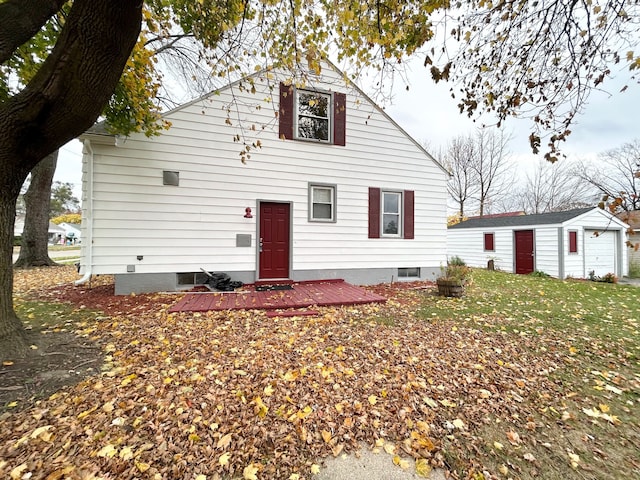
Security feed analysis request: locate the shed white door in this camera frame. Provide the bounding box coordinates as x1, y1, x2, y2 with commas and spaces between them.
584, 229, 617, 277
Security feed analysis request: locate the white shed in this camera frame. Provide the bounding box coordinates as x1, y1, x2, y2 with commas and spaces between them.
448, 207, 629, 279
77, 61, 449, 294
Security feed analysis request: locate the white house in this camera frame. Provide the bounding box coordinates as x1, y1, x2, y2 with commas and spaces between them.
58, 222, 82, 244
447, 207, 629, 279
14, 216, 66, 245
77, 62, 449, 294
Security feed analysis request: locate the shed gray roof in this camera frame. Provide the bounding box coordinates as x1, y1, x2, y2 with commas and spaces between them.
449, 207, 595, 229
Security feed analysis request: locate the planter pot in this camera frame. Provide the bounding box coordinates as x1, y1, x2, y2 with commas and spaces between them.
436, 278, 465, 298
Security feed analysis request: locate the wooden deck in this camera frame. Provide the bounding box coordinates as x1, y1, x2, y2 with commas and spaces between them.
168, 279, 386, 313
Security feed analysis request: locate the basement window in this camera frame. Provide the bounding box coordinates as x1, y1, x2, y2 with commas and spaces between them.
398, 267, 420, 278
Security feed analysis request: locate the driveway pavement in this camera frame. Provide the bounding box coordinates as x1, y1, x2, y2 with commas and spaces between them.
316, 448, 446, 480
12, 247, 80, 263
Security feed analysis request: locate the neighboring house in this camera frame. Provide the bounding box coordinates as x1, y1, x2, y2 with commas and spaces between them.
14, 216, 66, 245
616, 210, 640, 274
78, 62, 449, 294
58, 222, 82, 244
448, 207, 629, 279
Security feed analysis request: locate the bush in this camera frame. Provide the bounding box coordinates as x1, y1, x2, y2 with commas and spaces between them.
529, 270, 550, 278
13, 236, 21, 247
448, 255, 466, 266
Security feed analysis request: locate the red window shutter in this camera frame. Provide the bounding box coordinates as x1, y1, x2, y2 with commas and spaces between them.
368, 187, 380, 238
403, 190, 414, 239
279, 83, 294, 140
569, 231, 578, 253
333, 92, 346, 146
484, 233, 495, 251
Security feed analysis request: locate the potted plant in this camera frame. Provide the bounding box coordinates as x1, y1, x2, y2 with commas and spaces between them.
436, 257, 471, 297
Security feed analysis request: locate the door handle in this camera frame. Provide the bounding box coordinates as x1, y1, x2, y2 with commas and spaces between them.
259, 237, 263, 253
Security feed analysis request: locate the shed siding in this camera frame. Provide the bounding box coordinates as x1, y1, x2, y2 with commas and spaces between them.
81, 66, 447, 280
447, 228, 514, 272
534, 227, 560, 277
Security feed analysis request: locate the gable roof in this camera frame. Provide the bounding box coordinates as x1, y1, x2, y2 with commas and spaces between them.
449, 207, 596, 229
82, 60, 448, 175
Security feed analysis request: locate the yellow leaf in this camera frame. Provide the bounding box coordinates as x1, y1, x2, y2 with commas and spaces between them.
499, 465, 508, 475
321, 430, 332, 443
452, 418, 465, 429
97, 444, 118, 458
263, 384, 274, 396
399, 458, 411, 470
415, 458, 431, 477
119, 446, 134, 460
243, 463, 259, 480
368, 395, 378, 405
289, 474, 300, 480
311, 464, 321, 475
219, 452, 231, 466
384, 443, 396, 455
135, 462, 150, 473
7, 401, 18, 408
2, 360, 13, 366
196, 475, 207, 480
217, 433, 232, 449
30, 425, 53, 440
10, 463, 28, 480
493, 441, 504, 450
599, 404, 610, 413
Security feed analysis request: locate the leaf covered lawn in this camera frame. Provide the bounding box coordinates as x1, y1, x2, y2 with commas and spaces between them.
1, 267, 638, 480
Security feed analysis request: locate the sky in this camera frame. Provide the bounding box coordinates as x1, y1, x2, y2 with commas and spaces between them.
53, 57, 640, 201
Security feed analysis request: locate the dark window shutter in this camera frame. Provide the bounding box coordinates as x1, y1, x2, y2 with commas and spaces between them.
569, 231, 578, 253
484, 233, 495, 251
368, 187, 380, 238
403, 190, 414, 239
279, 83, 294, 140
333, 92, 346, 146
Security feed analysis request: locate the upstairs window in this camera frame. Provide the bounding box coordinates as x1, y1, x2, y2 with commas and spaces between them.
279, 83, 346, 146
297, 91, 330, 141
309, 184, 336, 222
484, 232, 495, 251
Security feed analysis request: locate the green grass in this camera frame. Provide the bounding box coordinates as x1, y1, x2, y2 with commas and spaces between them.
419, 269, 640, 350
418, 269, 640, 479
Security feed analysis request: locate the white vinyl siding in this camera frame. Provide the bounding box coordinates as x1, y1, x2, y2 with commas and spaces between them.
80, 64, 447, 279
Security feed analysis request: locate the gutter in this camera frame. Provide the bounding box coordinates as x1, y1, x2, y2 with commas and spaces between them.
75, 139, 94, 285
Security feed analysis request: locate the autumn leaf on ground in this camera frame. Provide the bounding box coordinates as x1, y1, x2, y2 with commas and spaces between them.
243, 463, 260, 480
506, 430, 521, 445
416, 458, 431, 477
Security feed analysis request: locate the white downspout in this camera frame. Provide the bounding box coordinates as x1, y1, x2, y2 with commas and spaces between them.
75, 139, 94, 285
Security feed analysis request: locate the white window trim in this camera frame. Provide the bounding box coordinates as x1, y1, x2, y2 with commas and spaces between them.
294, 88, 332, 143
309, 183, 337, 222
381, 190, 402, 238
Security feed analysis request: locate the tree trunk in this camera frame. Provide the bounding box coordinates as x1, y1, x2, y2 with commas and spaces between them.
0, 0, 142, 358
0, 175, 29, 358
14, 151, 59, 268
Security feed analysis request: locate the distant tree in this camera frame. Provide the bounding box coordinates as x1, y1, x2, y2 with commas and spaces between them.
51, 213, 82, 225
50, 182, 80, 217
443, 135, 477, 218
574, 139, 640, 212
470, 129, 513, 216
13, 152, 59, 268
516, 159, 594, 214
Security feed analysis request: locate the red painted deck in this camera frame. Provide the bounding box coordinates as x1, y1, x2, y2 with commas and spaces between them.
169, 280, 386, 313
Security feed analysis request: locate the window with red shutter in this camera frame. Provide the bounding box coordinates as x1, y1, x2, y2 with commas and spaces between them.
368, 188, 414, 239
278, 83, 346, 145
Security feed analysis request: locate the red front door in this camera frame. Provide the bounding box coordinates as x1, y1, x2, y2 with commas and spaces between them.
514, 230, 534, 274
259, 202, 290, 279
